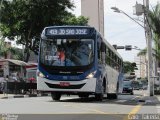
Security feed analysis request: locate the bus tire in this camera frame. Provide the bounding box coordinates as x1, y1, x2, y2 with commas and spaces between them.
95, 79, 105, 101
51, 92, 61, 101
78, 94, 89, 98
108, 82, 119, 99
95, 93, 103, 101
107, 93, 117, 99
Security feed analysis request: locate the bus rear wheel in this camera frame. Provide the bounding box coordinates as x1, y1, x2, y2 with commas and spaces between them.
107, 93, 117, 99
51, 92, 61, 101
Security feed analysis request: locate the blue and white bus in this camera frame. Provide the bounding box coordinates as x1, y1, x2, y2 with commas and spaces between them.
37, 26, 123, 101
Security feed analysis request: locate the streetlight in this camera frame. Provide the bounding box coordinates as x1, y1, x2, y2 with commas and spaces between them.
111, 7, 144, 28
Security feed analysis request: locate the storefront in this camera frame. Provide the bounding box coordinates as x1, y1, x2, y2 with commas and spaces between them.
0, 59, 27, 81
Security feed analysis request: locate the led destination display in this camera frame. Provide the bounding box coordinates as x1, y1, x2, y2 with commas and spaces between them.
45, 28, 90, 36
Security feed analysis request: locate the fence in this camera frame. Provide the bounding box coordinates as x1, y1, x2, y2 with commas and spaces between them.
6, 82, 37, 94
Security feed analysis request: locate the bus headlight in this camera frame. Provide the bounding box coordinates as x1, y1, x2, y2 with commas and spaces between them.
86, 71, 96, 79
37, 71, 45, 78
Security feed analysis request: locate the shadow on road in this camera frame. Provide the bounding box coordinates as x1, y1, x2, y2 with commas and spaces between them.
48, 93, 160, 106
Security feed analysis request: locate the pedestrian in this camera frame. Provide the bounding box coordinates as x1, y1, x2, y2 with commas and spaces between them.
5, 75, 9, 94
29, 76, 36, 94
1, 81, 7, 96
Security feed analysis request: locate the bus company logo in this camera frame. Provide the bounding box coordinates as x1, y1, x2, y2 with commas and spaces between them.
60, 71, 71, 74
1, 114, 18, 120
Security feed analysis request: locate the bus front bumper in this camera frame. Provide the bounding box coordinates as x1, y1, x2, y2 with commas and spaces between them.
37, 77, 97, 93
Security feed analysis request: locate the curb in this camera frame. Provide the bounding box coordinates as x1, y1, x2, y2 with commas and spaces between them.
0, 93, 50, 99
137, 96, 160, 105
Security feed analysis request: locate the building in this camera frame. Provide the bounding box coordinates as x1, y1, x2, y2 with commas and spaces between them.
81, 0, 104, 36
134, 55, 147, 78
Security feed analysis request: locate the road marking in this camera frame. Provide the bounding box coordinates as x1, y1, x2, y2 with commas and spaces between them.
156, 106, 160, 113
64, 104, 107, 114
123, 104, 142, 120
63, 104, 124, 115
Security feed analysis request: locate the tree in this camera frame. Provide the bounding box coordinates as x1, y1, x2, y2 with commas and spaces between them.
65, 16, 89, 26
123, 61, 137, 73
0, 38, 23, 60
0, 0, 88, 62
137, 48, 147, 56
148, 3, 160, 39
137, 2, 160, 58
148, 3, 160, 66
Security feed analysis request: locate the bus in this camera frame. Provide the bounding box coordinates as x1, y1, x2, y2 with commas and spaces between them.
37, 26, 123, 101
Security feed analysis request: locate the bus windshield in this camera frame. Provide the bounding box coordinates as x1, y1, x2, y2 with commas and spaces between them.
40, 39, 94, 67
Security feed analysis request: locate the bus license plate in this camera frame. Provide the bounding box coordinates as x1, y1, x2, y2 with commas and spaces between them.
59, 82, 70, 86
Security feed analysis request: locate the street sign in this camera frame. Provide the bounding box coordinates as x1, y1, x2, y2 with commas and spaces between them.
125, 45, 132, 50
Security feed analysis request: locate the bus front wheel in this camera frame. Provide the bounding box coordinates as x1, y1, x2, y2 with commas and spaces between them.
51, 92, 61, 101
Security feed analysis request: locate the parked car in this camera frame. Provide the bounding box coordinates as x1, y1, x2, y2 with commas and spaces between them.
143, 85, 148, 90
122, 80, 134, 95
132, 81, 140, 90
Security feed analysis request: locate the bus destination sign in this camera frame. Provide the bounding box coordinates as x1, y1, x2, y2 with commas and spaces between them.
46, 28, 90, 36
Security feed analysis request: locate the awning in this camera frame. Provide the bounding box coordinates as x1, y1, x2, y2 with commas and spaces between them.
6, 59, 28, 66
0, 59, 37, 66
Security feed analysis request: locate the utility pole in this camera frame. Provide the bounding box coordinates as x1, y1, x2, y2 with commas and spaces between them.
111, 0, 154, 96
143, 0, 154, 96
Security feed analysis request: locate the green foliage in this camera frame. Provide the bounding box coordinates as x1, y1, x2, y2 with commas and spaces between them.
123, 61, 136, 73
65, 16, 89, 26
148, 3, 160, 61
0, 0, 88, 61
153, 33, 160, 60
137, 48, 147, 56
148, 3, 160, 39
137, 3, 160, 61
0, 38, 23, 60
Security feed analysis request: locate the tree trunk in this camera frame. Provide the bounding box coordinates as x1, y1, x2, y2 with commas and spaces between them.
24, 42, 30, 62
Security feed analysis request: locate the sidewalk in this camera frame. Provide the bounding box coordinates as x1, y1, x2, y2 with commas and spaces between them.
136, 95, 160, 105
0, 93, 50, 99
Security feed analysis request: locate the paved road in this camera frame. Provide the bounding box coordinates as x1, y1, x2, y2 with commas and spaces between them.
0, 90, 160, 120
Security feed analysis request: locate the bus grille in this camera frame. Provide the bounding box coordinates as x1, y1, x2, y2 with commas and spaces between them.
45, 82, 85, 89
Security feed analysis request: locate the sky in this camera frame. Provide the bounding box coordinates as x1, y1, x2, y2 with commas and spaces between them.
71, 0, 160, 62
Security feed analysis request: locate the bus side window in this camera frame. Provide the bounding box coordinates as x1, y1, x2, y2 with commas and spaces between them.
106, 48, 112, 66
101, 42, 106, 64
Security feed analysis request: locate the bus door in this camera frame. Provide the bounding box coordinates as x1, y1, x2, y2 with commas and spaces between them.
97, 37, 107, 90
